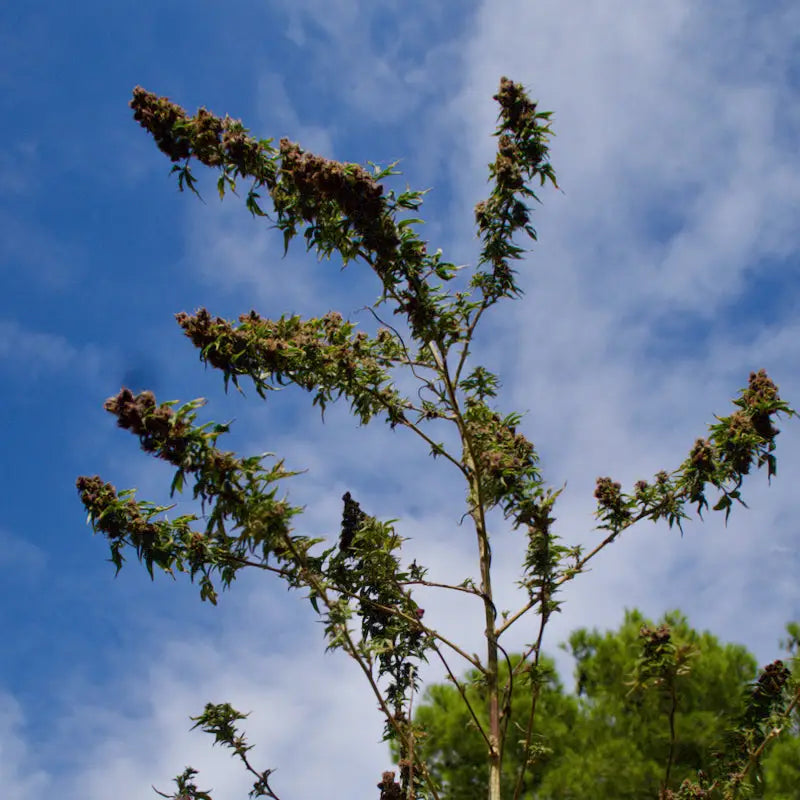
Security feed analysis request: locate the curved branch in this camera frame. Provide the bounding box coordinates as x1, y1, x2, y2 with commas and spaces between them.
432, 643, 494, 754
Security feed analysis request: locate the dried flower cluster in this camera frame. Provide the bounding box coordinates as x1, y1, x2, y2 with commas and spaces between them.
592, 369, 794, 534
594, 476, 630, 525
104, 387, 191, 460
131, 87, 274, 184
463, 401, 541, 517
473, 76, 558, 302
340, 490, 368, 553
77, 475, 159, 544
640, 623, 673, 657
277, 138, 400, 266
175, 307, 407, 425
378, 771, 403, 800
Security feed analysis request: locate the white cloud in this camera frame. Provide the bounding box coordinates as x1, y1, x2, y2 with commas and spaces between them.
254, 72, 336, 156
30, 591, 391, 800
0, 319, 107, 380
0, 529, 47, 573
276, 1, 464, 126
0, 693, 49, 799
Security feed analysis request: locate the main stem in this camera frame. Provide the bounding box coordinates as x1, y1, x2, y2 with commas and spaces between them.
475, 502, 502, 800
430, 339, 502, 800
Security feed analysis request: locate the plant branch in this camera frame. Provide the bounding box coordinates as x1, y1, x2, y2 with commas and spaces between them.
730, 683, 800, 790
397, 578, 484, 599
277, 532, 442, 800
497, 493, 685, 638
511, 598, 549, 800
431, 338, 503, 800
453, 300, 489, 386
338, 590, 485, 673
432, 643, 495, 754
663, 683, 678, 794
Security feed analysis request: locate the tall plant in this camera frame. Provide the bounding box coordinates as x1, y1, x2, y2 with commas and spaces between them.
77, 77, 797, 800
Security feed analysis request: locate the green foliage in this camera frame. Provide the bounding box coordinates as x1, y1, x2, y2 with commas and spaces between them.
563, 611, 756, 799
412, 611, 800, 799
77, 388, 303, 603
77, 78, 798, 800
761, 734, 800, 800
408, 655, 578, 799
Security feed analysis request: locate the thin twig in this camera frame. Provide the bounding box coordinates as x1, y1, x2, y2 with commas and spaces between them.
453, 299, 489, 386
405, 667, 417, 800
432, 643, 494, 753
512, 599, 549, 800
397, 578, 483, 598
496, 639, 515, 757
361, 304, 436, 382
663, 683, 677, 793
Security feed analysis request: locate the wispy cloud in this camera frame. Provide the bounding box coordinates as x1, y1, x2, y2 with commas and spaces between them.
0, 319, 107, 380
33, 606, 388, 800
0, 693, 49, 800
0, 529, 47, 574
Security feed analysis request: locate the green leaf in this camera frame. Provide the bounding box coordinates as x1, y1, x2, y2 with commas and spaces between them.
713, 496, 731, 512
171, 469, 185, 496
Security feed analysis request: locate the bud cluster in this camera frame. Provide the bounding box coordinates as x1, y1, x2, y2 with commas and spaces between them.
377, 771, 402, 800
104, 387, 191, 462
464, 402, 541, 516
329, 493, 430, 715
339, 490, 368, 553
175, 307, 406, 425
76, 474, 199, 581
277, 138, 400, 267
77, 388, 300, 599
594, 476, 632, 529
639, 623, 673, 659
472, 77, 558, 301
629, 621, 692, 702
130, 87, 275, 183
76, 475, 158, 544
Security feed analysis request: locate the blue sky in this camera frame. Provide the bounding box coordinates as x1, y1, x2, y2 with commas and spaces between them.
2, 1, 799, 797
